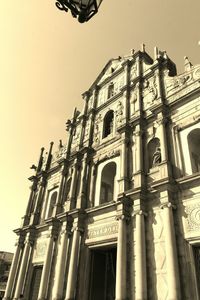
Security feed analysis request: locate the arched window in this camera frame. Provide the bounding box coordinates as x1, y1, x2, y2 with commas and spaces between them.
103, 110, 114, 138
147, 138, 161, 170
108, 82, 114, 99
46, 191, 58, 218
188, 129, 200, 173
100, 162, 116, 204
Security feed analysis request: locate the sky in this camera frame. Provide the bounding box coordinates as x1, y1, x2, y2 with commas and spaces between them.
0, 0, 200, 252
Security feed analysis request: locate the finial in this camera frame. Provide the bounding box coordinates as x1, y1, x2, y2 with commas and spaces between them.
30, 164, 37, 170
131, 49, 135, 55
163, 50, 168, 59
184, 56, 193, 71
154, 46, 159, 60
59, 139, 63, 149
141, 43, 145, 52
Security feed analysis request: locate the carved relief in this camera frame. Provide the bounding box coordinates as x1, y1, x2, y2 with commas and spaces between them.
88, 94, 94, 110
130, 63, 137, 80
72, 126, 81, 148
164, 66, 200, 98
115, 101, 124, 126
130, 90, 137, 115
92, 114, 102, 146
185, 203, 200, 231
94, 148, 120, 164
87, 223, 118, 239
33, 239, 47, 262
143, 77, 158, 109
84, 119, 91, 140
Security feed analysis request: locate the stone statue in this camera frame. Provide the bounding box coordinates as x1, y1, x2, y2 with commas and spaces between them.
152, 147, 161, 167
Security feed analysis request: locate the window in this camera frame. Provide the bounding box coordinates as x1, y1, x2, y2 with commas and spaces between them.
188, 128, 200, 173
147, 138, 161, 170
103, 111, 114, 138
46, 191, 58, 218
100, 162, 116, 204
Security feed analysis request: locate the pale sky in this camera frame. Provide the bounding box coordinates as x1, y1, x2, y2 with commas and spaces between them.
0, 0, 200, 252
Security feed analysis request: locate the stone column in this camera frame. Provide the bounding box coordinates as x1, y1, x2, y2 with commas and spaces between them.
89, 163, 97, 207
64, 226, 82, 300
3, 236, 24, 300
76, 154, 88, 209
52, 219, 71, 300
37, 222, 59, 300
134, 210, 147, 300
13, 233, 34, 300
31, 174, 47, 225
173, 126, 184, 175
134, 126, 142, 172
53, 162, 68, 216
161, 202, 180, 300
115, 215, 127, 300
119, 135, 129, 193
68, 159, 79, 210
157, 114, 167, 162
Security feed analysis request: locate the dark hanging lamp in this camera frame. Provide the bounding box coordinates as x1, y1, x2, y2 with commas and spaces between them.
55, 0, 103, 23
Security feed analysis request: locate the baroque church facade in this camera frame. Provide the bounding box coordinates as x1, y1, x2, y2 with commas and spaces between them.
3, 46, 200, 300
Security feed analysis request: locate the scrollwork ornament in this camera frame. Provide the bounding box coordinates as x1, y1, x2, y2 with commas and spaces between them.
160, 202, 176, 210
185, 203, 200, 231
133, 210, 148, 217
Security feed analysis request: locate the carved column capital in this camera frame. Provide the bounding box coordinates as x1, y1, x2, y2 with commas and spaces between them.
133, 210, 148, 217
115, 214, 130, 223
160, 202, 176, 210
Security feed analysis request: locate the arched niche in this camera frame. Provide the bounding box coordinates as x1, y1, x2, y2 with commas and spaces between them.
188, 128, 200, 173
147, 137, 161, 170
102, 110, 114, 138
99, 162, 117, 204
107, 82, 114, 99
46, 190, 58, 218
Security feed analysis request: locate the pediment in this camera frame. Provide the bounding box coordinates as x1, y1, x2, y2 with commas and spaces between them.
90, 57, 129, 89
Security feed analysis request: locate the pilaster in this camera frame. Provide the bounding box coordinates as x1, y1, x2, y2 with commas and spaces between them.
64, 213, 85, 300
13, 230, 35, 300
3, 234, 25, 300
37, 219, 60, 300
160, 194, 180, 300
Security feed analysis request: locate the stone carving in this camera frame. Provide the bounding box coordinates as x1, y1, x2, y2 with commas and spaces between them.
93, 114, 102, 145
194, 67, 200, 79
115, 101, 124, 125
185, 203, 200, 231
87, 223, 118, 239
66, 119, 71, 132
131, 63, 137, 80
152, 147, 161, 167
165, 70, 194, 96
167, 81, 200, 104
130, 90, 137, 114
143, 77, 158, 109
95, 148, 120, 163
88, 95, 94, 110
72, 126, 81, 148
33, 240, 47, 262
84, 120, 90, 140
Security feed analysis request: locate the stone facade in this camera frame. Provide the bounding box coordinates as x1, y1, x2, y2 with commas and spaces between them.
4, 46, 200, 300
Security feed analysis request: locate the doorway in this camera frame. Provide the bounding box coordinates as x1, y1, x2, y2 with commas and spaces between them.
29, 266, 43, 300
89, 247, 116, 300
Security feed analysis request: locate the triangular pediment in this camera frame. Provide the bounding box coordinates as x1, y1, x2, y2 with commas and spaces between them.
90, 56, 130, 89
